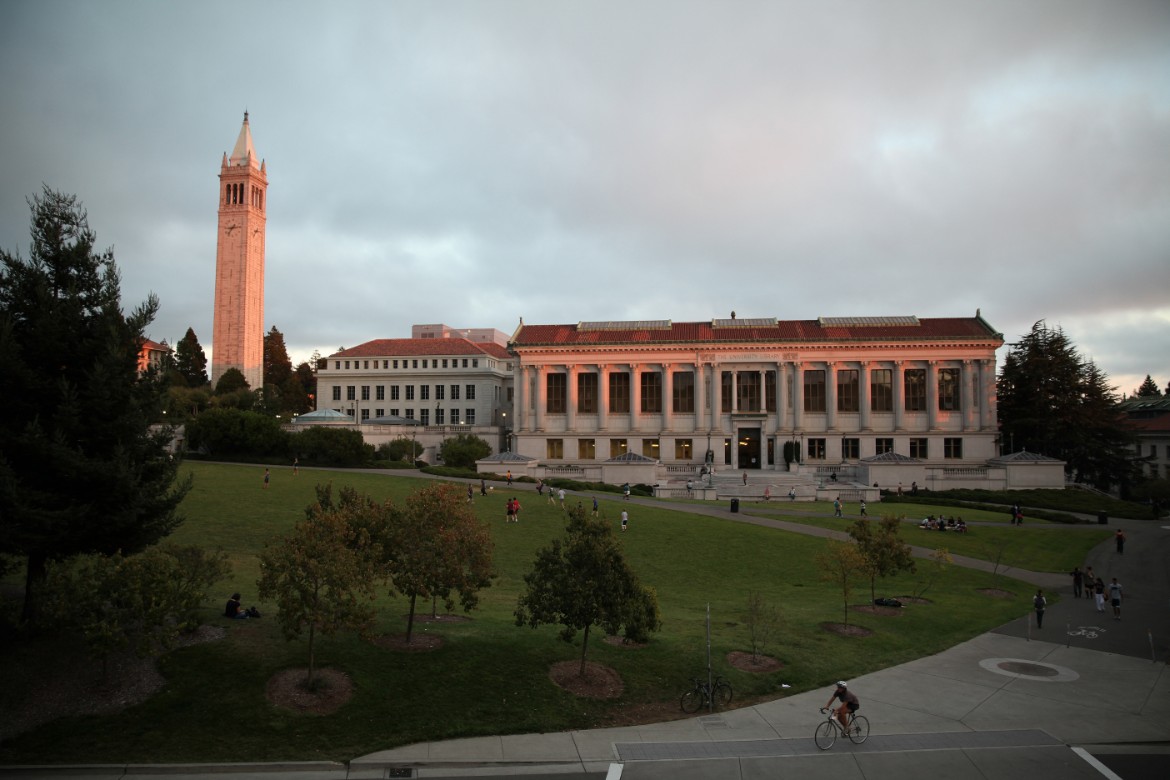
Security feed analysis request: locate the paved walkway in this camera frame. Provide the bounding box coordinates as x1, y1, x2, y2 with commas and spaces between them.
3, 478, 1167, 780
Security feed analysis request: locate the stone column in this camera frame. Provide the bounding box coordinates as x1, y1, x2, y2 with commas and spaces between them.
631, 363, 641, 429
566, 365, 577, 431
534, 365, 545, 432
516, 363, 528, 433
927, 361, 939, 430
792, 363, 804, 431
695, 362, 706, 431
982, 359, 996, 431
731, 368, 739, 413
893, 361, 904, 430
859, 361, 871, 431
663, 363, 674, 431
599, 364, 610, 431
961, 359, 975, 430
826, 361, 837, 430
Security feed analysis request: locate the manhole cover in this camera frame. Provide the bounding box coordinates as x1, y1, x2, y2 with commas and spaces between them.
997, 661, 1059, 677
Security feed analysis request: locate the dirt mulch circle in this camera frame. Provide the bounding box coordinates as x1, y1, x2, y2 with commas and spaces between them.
851, 605, 903, 616
265, 668, 353, 715
371, 633, 444, 651
603, 635, 647, 649
977, 588, 1016, 599
548, 660, 624, 699
820, 622, 874, 638
727, 651, 783, 673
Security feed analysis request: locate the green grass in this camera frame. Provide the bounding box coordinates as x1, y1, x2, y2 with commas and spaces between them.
0, 463, 1094, 764
741, 501, 1111, 573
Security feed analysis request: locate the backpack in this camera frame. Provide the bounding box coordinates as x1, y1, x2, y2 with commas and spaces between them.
1034, 596, 1045, 609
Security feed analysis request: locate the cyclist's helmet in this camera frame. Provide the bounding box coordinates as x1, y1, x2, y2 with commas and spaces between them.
836, 681, 848, 688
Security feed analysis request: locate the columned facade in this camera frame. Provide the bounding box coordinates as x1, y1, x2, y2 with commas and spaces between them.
508, 315, 1004, 478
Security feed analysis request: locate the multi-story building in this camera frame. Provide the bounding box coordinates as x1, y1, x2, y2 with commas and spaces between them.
315, 325, 514, 461
503, 312, 1059, 493
1118, 396, 1170, 481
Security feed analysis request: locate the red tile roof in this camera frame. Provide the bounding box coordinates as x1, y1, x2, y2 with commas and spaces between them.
332, 339, 510, 360
511, 317, 1001, 347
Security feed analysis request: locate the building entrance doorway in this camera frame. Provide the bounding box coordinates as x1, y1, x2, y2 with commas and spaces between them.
738, 428, 761, 469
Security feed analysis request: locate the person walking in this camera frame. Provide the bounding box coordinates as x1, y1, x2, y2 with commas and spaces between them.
742, 471, 748, 486
620, 510, 628, 531
686, 479, 693, 497
506, 470, 512, 486
859, 499, 868, 517
263, 468, 270, 489
1033, 589, 1047, 628
467, 484, 474, 503
1115, 529, 1126, 554
623, 483, 631, 500
1084, 566, 1096, 599
1069, 566, 1084, 599
558, 488, 566, 509
1093, 578, 1106, 612
1108, 578, 1123, 620
833, 498, 842, 518
480, 478, 487, 496
592, 496, 599, 517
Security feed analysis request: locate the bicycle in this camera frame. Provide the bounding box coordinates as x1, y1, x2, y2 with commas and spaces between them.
814, 707, 869, 749
679, 675, 733, 713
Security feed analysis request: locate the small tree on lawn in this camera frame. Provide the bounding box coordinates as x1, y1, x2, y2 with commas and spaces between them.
847, 515, 916, 603
743, 590, 780, 661
386, 483, 494, 643
257, 504, 380, 690
912, 548, 953, 600
816, 541, 866, 627
515, 506, 661, 675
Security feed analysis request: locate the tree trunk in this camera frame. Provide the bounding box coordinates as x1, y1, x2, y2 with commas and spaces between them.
21, 550, 48, 627
405, 593, 418, 643
578, 623, 591, 676
307, 622, 317, 690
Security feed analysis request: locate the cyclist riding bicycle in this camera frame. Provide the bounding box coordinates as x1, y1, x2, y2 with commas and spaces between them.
825, 681, 859, 731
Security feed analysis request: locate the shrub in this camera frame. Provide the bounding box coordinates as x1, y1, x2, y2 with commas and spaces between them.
186, 408, 289, 457
291, 427, 375, 467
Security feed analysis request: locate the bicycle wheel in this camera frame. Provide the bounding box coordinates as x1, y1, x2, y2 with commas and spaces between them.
713, 681, 733, 708
814, 720, 837, 750
680, 689, 703, 713
847, 715, 870, 744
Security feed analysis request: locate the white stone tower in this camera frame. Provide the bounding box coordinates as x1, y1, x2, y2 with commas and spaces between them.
211, 112, 267, 390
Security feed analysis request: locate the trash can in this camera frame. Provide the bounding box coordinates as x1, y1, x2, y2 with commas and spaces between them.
1097, 511, 1107, 525
730, 498, 740, 513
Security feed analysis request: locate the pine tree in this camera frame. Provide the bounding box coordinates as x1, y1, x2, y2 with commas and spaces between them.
0, 188, 190, 624
1134, 375, 1162, 398
998, 320, 1135, 489
173, 327, 209, 387
264, 326, 292, 388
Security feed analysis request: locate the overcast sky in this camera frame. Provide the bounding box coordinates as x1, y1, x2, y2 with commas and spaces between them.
2, 0, 1168, 395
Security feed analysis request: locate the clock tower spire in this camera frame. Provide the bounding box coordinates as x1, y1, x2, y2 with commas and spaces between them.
211, 111, 267, 390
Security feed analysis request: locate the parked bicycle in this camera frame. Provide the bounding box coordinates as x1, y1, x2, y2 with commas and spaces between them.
680, 675, 733, 713
814, 707, 869, 749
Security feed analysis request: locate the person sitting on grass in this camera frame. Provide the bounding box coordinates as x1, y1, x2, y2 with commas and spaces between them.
225, 592, 249, 619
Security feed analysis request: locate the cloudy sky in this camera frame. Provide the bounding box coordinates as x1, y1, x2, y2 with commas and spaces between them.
2, 0, 1168, 394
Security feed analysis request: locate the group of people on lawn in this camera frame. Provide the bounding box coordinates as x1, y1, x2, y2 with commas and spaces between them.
918, 515, 968, 532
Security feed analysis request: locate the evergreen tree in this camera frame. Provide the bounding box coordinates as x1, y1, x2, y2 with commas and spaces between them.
174, 327, 209, 387
998, 321, 1135, 489
264, 326, 292, 388
1134, 375, 1162, 398
215, 366, 251, 394
0, 188, 190, 625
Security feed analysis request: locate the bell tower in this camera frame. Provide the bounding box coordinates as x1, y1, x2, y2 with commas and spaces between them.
211, 111, 267, 390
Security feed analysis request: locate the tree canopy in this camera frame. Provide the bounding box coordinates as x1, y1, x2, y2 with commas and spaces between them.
0, 187, 190, 624
1134, 375, 1162, 398
174, 327, 209, 387
438, 433, 492, 469
847, 515, 916, 603
515, 506, 660, 675
997, 320, 1135, 489
263, 325, 293, 389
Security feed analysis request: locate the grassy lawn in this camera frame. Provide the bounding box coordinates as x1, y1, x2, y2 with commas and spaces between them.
742, 502, 1111, 573
0, 463, 1092, 764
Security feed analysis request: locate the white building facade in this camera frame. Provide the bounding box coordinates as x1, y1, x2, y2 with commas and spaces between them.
505, 313, 1038, 492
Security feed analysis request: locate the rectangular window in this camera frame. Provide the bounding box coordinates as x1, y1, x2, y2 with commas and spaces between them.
376, 386, 385, 401
345, 361, 350, 369
579, 438, 596, 459
442, 359, 448, 368
334, 361, 340, 370
944, 437, 963, 459
391, 385, 400, 401
765, 371, 776, 412
547, 373, 567, 413
642, 438, 659, 458
875, 437, 894, 455
910, 438, 928, 459
675, 438, 693, 460
905, 369, 926, 411
938, 368, 961, 411
360, 409, 369, 421
404, 409, 414, 419
837, 370, 859, 412
673, 371, 695, 413
462, 359, 468, 368
435, 408, 444, 425
412, 360, 418, 369
346, 386, 356, 401
422, 360, 428, 368
807, 438, 826, 460
640, 371, 662, 413
609, 438, 627, 458
436, 385, 445, 400
842, 437, 860, 459
419, 409, 429, 425
871, 369, 892, 412
361, 385, 370, 401
393, 360, 398, 369
383, 361, 388, 369
421, 385, 431, 401
332, 386, 341, 401
547, 439, 563, 459
405, 386, 415, 401
804, 370, 826, 412
466, 384, 476, 400
450, 384, 460, 400
389, 408, 399, 417
737, 371, 761, 412
464, 408, 475, 424
578, 372, 598, 413
375, 409, 384, 418
721, 371, 732, 412
609, 372, 630, 413
363, 360, 369, 369
472, 359, 478, 368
